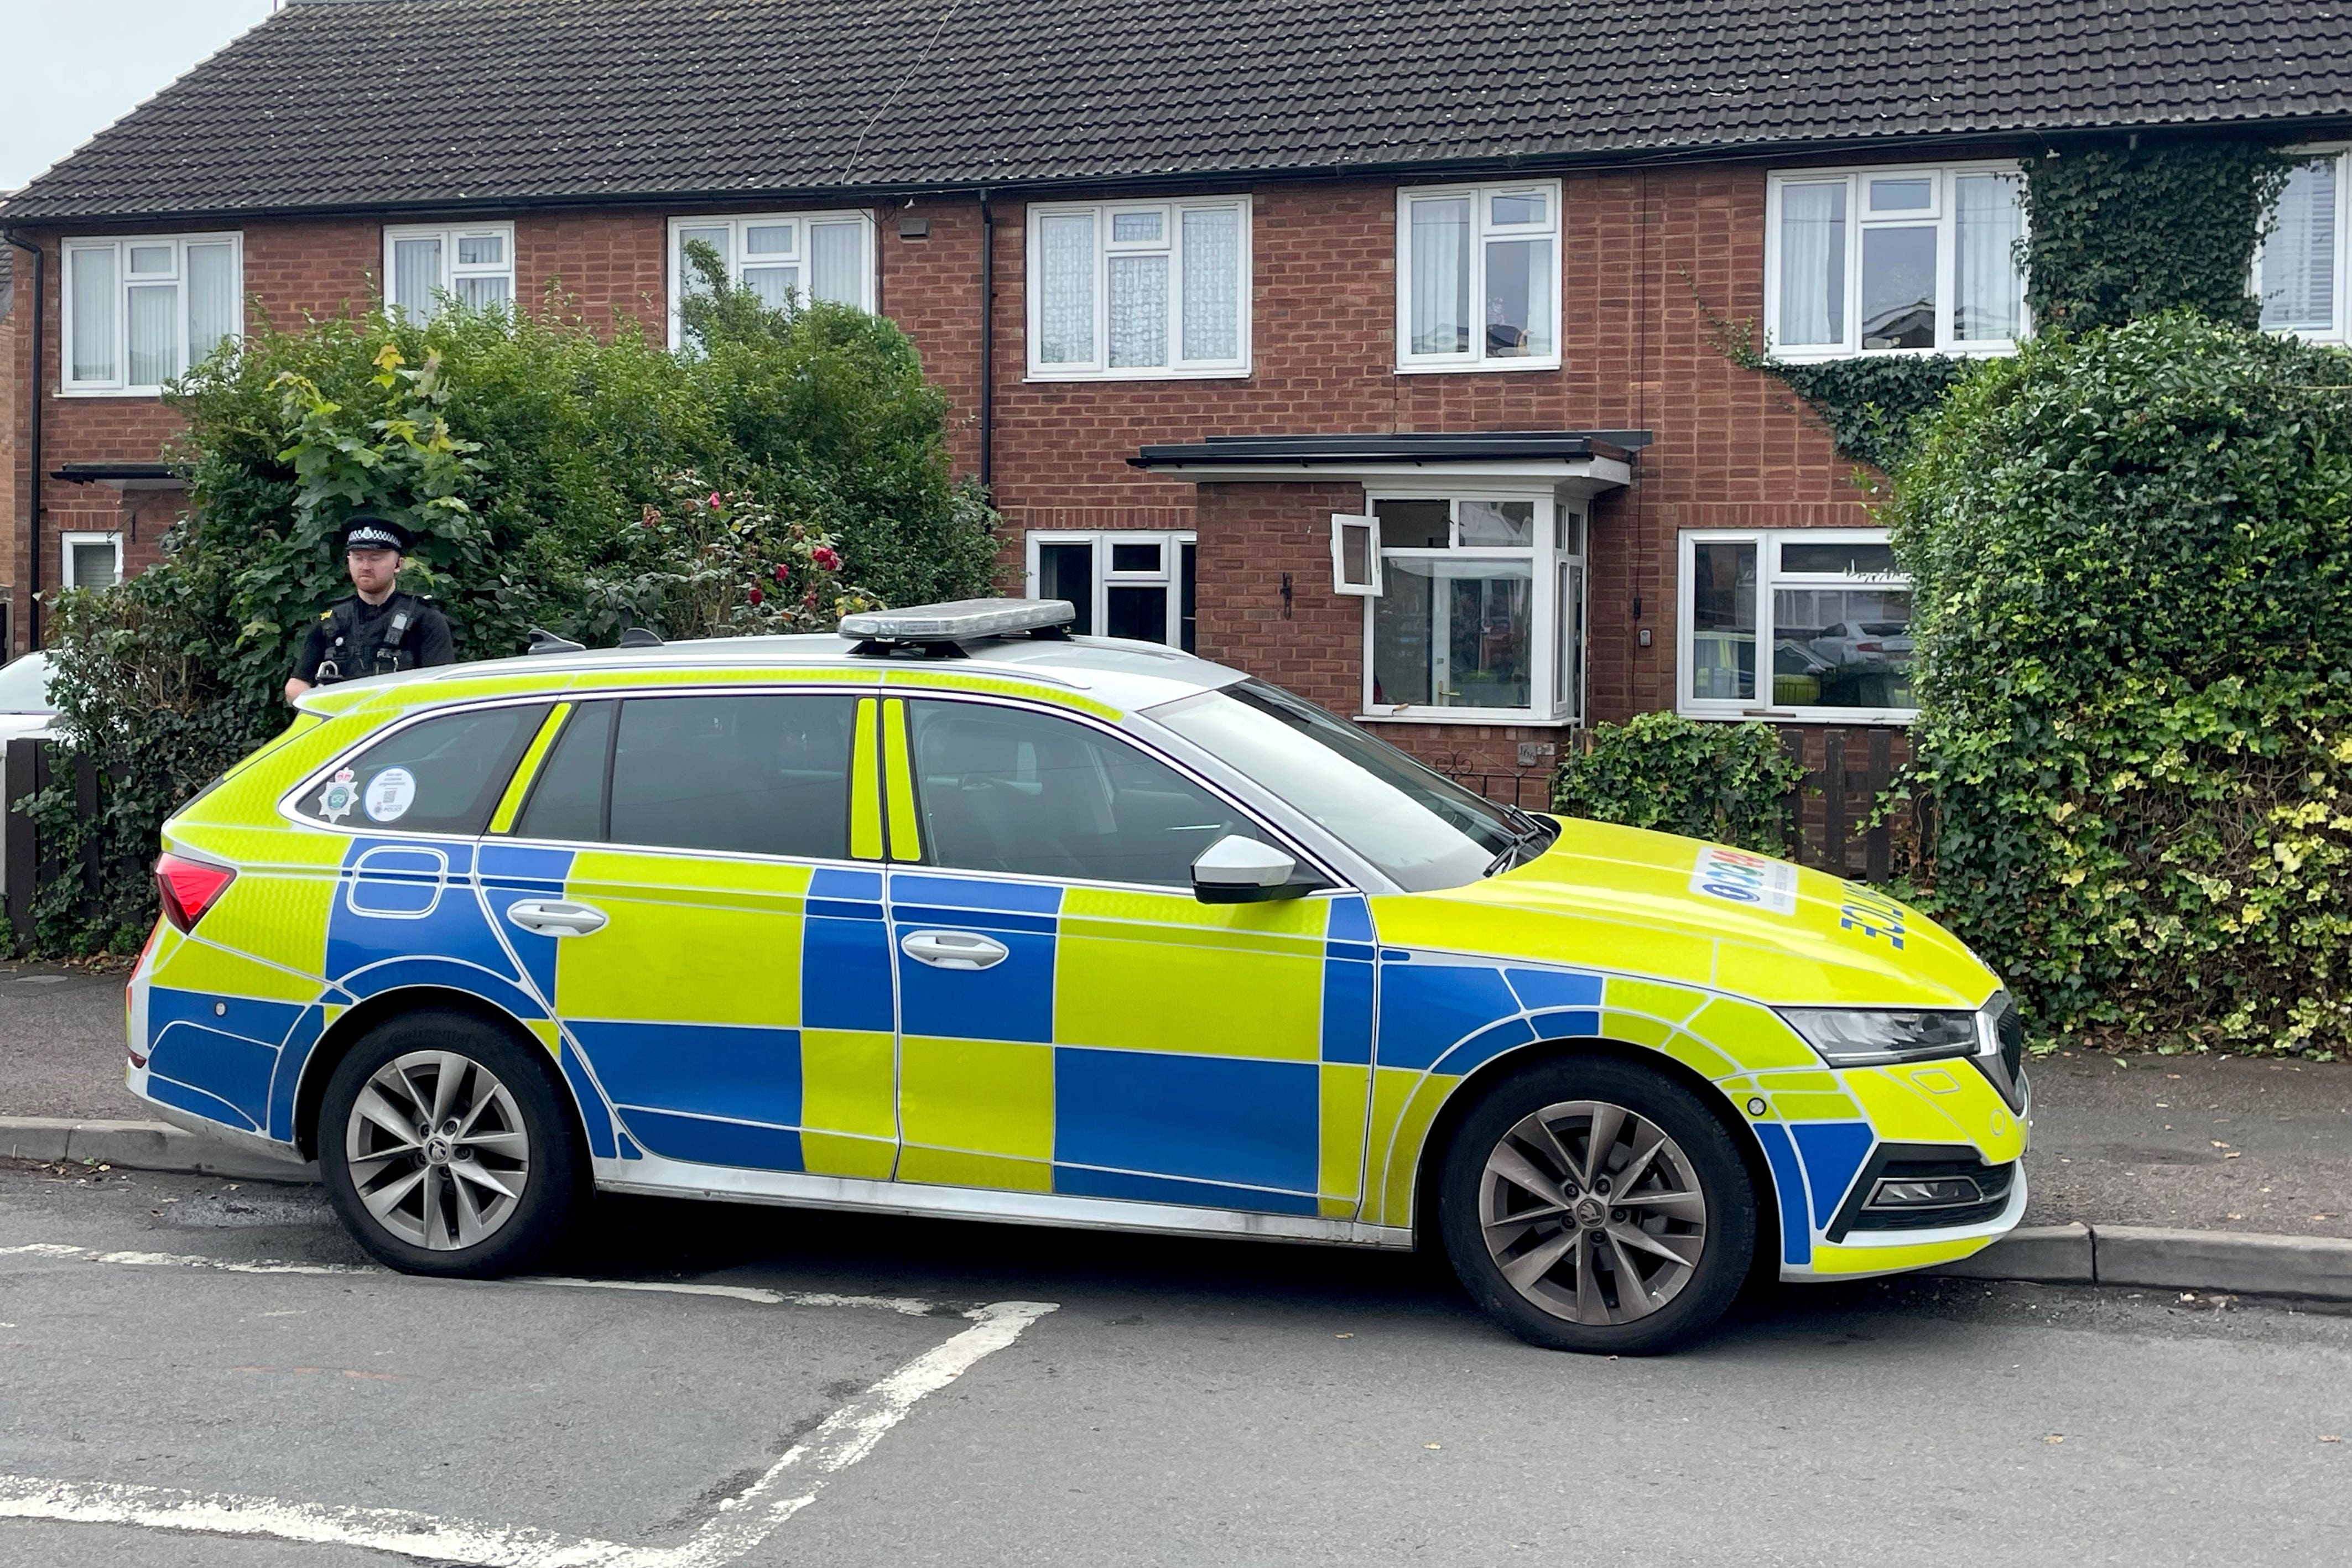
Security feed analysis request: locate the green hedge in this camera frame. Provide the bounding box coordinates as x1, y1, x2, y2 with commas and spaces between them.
1551, 713, 1805, 855
1891, 312, 2352, 1056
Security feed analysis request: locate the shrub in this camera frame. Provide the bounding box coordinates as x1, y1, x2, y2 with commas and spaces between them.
1891, 312, 2352, 1056
1551, 713, 1805, 855
23, 274, 993, 953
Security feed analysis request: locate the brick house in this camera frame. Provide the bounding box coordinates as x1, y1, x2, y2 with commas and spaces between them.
2, 0, 2346, 795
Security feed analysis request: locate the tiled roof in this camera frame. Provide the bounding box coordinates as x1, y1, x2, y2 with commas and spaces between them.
4, 0, 2347, 223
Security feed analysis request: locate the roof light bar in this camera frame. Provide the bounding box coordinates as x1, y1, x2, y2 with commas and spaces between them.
840, 598, 1076, 644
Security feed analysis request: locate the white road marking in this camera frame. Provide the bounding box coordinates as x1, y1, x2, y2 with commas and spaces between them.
0, 1242, 942, 1315
0, 1237, 1059, 1566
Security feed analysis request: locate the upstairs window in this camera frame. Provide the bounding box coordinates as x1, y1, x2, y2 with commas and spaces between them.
1396, 181, 1561, 371
668, 211, 877, 346
2256, 148, 2348, 340
1027, 197, 1251, 379
1766, 165, 2026, 358
386, 223, 515, 321
61, 233, 242, 393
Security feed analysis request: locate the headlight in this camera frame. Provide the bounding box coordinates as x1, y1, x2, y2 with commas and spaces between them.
1778, 1007, 1980, 1066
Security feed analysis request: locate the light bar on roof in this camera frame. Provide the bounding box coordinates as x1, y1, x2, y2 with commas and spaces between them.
840, 598, 1076, 642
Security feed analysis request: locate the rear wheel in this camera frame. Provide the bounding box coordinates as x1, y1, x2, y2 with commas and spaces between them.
319, 1012, 584, 1277
1437, 1057, 1756, 1355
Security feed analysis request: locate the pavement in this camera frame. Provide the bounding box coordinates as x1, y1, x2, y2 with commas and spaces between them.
7, 954, 2352, 1296
1, 1159, 2349, 1567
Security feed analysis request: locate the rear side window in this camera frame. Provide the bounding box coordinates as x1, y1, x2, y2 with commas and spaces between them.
509, 693, 856, 860
299, 704, 550, 835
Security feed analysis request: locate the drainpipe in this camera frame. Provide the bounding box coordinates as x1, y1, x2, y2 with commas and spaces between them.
2, 232, 42, 653
979, 192, 994, 494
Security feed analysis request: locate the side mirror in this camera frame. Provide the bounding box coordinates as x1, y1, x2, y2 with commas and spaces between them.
1191, 835, 1309, 904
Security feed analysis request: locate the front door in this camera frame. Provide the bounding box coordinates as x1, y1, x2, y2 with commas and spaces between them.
511, 689, 898, 1180
882, 695, 1372, 1218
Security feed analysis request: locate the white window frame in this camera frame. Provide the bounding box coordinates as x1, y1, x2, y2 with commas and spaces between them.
1355, 486, 1585, 726
1676, 528, 1917, 726
1763, 162, 2028, 362
1023, 196, 1252, 381
382, 222, 517, 322
665, 211, 879, 348
2253, 143, 2351, 343
1023, 529, 1198, 647
58, 232, 243, 395
60, 532, 125, 590
1394, 180, 1563, 374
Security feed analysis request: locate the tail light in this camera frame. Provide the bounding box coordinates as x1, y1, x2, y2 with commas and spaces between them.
1855, 641, 1883, 654
155, 853, 236, 933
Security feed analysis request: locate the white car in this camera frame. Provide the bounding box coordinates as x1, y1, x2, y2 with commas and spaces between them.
0, 652, 59, 746
1807, 622, 1914, 673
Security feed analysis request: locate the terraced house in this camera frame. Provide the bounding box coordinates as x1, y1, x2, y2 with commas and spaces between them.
2, 0, 2348, 797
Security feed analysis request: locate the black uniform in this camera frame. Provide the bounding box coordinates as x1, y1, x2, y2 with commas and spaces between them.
293, 591, 455, 686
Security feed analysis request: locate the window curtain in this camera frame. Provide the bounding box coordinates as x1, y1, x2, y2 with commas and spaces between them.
186, 243, 238, 361
392, 236, 443, 318
1038, 211, 1097, 364
1409, 197, 1470, 355
1776, 183, 1845, 346
741, 265, 798, 311
127, 282, 179, 386
454, 274, 512, 310
1954, 173, 2025, 341
1107, 253, 1168, 367
67, 248, 118, 382
810, 221, 864, 305
1180, 206, 1240, 361
2262, 159, 2339, 331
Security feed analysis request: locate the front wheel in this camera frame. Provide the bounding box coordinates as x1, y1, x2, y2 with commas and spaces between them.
1437, 1057, 1757, 1355
319, 1011, 584, 1277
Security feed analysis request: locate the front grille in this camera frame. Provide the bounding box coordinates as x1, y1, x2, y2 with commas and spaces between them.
1968, 994, 2030, 1112
1844, 1157, 2016, 1233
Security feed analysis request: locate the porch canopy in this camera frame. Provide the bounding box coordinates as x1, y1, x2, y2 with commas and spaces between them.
1131, 430, 1647, 493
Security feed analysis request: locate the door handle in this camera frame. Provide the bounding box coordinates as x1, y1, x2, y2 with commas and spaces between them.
506, 899, 608, 937
899, 929, 1010, 971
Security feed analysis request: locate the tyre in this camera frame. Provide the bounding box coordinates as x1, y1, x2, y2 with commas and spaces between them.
1436, 1056, 1757, 1355
319, 1010, 585, 1278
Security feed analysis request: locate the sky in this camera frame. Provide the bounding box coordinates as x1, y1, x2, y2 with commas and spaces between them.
2, 0, 280, 192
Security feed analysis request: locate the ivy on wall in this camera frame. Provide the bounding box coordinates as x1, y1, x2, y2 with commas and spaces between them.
2022, 139, 2294, 333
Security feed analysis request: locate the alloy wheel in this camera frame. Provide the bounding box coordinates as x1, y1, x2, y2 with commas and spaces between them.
343, 1049, 533, 1251
1477, 1098, 1709, 1324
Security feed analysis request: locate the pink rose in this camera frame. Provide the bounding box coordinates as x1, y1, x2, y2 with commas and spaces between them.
747, 585, 764, 606
708, 492, 723, 510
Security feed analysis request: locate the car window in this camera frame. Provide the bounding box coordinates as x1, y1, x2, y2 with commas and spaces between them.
593, 693, 855, 859
906, 700, 1253, 887
511, 700, 614, 842
299, 704, 551, 835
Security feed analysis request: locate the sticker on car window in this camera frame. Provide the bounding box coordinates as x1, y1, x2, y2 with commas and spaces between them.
316, 768, 357, 824
1689, 845, 1797, 915
363, 767, 418, 824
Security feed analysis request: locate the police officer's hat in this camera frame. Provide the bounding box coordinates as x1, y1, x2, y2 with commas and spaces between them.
339, 514, 414, 555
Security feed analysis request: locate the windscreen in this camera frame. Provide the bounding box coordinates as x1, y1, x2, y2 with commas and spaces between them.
1148, 679, 1521, 892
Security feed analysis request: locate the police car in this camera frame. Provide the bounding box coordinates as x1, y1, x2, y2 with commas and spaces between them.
127, 599, 2026, 1353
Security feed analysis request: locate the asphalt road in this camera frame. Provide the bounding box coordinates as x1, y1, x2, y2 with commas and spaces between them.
1, 1159, 2347, 1567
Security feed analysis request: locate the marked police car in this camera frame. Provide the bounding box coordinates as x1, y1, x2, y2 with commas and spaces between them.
127, 599, 2026, 1352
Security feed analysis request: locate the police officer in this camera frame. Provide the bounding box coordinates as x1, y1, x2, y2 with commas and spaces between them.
284, 514, 455, 702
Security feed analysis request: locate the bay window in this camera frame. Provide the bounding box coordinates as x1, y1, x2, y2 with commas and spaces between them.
668, 211, 877, 346
1350, 494, 1585, 722
61, 233, 241, 393
385, 223, 515, 321
2256, 147, 2348, 340
1766, 164, 2025, 358
1679, 530, 1915, 722
1026, 530, 1198, 649
1396, 181, 1560, 371
1026, 197, 1251, 378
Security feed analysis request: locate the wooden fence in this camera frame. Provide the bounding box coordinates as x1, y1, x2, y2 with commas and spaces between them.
1448, 724, 1928, 882
1, 735, 110, 946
